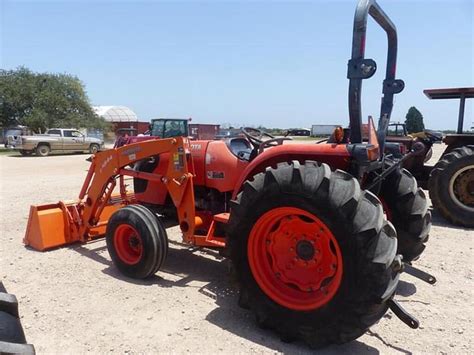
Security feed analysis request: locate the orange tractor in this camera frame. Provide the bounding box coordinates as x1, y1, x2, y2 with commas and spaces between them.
24, 0, 435, 347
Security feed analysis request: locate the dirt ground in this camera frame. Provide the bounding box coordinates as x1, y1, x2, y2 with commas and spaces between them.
0, 143, 473, 354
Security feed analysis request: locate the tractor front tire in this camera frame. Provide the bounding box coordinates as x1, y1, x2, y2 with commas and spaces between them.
429, 145, 474, 227
228, 161, 399, 348
106, 205, 168, 279
379, 165, 431, 262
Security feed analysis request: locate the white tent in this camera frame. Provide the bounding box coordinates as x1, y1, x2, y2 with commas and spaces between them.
93, 106, 138, 122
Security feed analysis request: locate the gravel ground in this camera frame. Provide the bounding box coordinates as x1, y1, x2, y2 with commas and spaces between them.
0, 143, 473, 354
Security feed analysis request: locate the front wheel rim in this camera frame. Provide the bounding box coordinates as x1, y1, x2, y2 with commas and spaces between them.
449, 165, 474, 212
248, 207, 343, 311
114, 224, 143, 265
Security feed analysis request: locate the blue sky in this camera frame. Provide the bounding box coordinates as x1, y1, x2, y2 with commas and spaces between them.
1, 0, 473, 130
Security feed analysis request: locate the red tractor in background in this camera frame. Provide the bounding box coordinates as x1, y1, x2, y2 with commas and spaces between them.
25, 0, 435, 347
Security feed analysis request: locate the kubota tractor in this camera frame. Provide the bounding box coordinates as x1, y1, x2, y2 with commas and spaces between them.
24, 0, 435, 347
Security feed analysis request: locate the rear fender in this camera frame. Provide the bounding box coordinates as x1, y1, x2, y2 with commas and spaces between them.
231, 143, 351, 199
443, 135, 474, 154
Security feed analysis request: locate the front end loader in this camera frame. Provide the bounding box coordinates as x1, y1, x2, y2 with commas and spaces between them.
23, 0, 436, 348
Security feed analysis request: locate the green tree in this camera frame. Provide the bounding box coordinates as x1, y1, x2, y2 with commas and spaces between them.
405, 106, 425, 133
0, 67, 107, 132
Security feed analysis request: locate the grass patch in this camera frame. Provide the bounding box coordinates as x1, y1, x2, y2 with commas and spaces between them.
0, 148, 20, 156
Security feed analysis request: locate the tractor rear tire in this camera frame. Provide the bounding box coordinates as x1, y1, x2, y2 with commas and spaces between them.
228, 161, 400, 348
379, 165, 431, 262
429, 145, 474, 227
106, 205, 168, 279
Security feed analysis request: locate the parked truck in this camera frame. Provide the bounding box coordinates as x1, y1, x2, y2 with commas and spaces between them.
7, 128, 104, 157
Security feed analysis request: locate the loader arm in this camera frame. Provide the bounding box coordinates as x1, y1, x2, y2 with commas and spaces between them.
24, 137, 196, 251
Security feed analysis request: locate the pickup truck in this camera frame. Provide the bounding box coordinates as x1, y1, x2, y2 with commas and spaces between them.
7, 128, 104, 157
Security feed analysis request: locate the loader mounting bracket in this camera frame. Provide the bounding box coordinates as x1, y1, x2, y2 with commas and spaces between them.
388, 298, 419, 329
403, 263, 437, 285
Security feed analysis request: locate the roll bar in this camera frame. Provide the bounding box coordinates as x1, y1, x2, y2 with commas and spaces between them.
347, 0, 404, 149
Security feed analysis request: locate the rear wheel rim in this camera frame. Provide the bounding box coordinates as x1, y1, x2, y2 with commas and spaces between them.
449, 165, 474, 212
39, 147, 49, 155
248, 207, 343, 311
114, 224, 143, 265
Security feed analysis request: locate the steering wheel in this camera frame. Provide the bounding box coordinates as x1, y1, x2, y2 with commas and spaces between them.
241, 127, 275, 149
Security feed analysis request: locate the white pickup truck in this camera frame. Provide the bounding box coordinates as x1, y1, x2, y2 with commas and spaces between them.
7, 128, 104, 157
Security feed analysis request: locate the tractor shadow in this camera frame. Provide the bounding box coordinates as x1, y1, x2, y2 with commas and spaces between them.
73, 240, 407, 354
430, 208, 472, 231
396, 280, 417, 297
72, 240, 228, 287
203, 287, 383, 354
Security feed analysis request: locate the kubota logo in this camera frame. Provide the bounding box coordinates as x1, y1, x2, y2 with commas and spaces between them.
99, 155, 113, 174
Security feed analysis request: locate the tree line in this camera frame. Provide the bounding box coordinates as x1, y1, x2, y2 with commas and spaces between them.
0, 67, 107, 133
1, 67, 426, 135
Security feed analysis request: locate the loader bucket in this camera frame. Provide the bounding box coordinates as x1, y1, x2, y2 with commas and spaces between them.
24, 201, 123, 251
